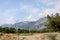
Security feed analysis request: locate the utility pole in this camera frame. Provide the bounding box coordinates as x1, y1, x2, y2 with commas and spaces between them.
15, 19, 19, 40
28, 26, 30, 33
27, 26, 30, 35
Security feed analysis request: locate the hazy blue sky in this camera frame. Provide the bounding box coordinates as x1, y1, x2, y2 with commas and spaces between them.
0, 0, 60, 25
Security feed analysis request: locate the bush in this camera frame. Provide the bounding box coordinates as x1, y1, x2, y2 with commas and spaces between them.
48, 34, 56, 40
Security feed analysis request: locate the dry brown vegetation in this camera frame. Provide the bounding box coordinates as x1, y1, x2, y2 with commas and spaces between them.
0, 32, 60, 40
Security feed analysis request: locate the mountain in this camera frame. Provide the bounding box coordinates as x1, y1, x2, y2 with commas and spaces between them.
1, 17, 47, 30
1, 24, 13, 28
13, 21, 36, 29
33, 17, 47, 30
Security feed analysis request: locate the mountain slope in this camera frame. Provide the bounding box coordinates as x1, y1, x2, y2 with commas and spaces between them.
1, 24, 13, 28
13, 21, 36, 29
1, 17, 47, 30
33, 17, 47, 30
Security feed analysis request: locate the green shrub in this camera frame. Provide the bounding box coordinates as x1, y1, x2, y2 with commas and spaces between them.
48, 34, 56, 40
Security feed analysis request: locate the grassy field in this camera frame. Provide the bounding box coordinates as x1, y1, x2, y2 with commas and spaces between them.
0, 32, 60, 40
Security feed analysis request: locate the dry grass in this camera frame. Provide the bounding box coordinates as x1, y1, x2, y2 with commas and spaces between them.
0, 32, 60, 40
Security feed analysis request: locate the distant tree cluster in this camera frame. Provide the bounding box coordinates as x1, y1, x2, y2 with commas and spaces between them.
0, 27, 16, 33
0, 26, 40, 33
47, 13, 60, 32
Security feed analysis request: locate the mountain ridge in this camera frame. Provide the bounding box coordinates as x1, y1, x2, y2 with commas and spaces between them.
1, 17, 47, 30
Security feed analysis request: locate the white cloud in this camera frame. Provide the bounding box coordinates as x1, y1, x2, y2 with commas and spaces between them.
35, 0, 55, 6
19, 3, 40, 14
37, 0, 60, 13
0, 16, 15, 25
27, 8, 40, 14
38, 8, 56, 17
0, 9, 18, 25
54, 0, 60, 13
5, 16, 15, 24
24, 15, 37, 21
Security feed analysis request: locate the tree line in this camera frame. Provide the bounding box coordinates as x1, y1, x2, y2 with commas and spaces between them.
0, 27, 40, 33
